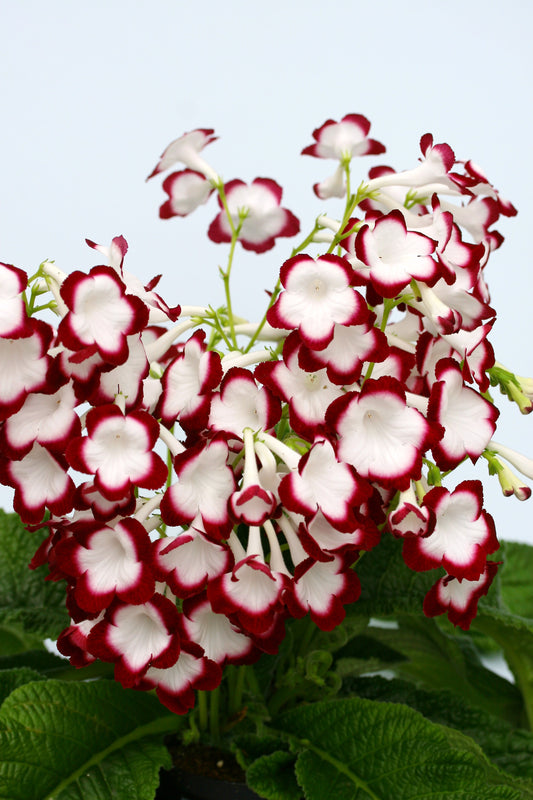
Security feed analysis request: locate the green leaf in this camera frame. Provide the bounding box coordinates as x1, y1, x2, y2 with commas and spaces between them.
353, 533, 437, 618
334, 631, 406, 679
233, 732, 290, 770
475, 610, 533, 732
0, 649, 114, 682
246, 751, 301, 800
349, 676, 533, 780
0, 511, 68, 642
0, 679, 180, 800
0, 667, 46, 707
0, 649, 75, 675
307, 614, 370, 654
498, 541, 533, 620
48, 740, 170, 800
0, 623, 44, 656
474, 542, 533, 731
365, 616, 525, 727
270, 697, 533, 799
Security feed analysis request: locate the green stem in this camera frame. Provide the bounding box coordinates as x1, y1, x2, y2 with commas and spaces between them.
291, 221, 323, 257
209, 686, 221, 744
297, 616, 317, 659
267, 684, 298, 717
327, 164, 356, 255
221, 240, 239, 348
230, 664, 247, 716
245, 662, 261, 699
216, 183, 246, 349
226, 664, 237, 713
207, 307, 233, 350
362, 297, 395, 383
243, 277, 281, 353
197, 689, 209, 732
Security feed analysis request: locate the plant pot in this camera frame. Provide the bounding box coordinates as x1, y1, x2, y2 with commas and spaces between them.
156, 745, 262, 800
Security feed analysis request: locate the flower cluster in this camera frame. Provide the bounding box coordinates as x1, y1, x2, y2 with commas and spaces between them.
1, 113, 531, 715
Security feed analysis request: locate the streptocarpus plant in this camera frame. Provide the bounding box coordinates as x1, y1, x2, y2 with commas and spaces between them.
1, 113, 533, 799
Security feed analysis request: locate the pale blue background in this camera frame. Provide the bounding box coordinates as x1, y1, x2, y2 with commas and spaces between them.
1, 0, 531, 543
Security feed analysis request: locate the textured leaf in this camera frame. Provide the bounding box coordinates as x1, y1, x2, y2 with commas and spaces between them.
354, 533, 438, 618
0, 679, 177, 800
365, 616, 525, 726
349, 676, 533, 780
52, 740, 169, 800
0, 511, 68, 640
498, 542, 533, 620
0, 624, 44, 656
233, 732, 291, 770
0, 667, 46, 707
246, 751, 301, 800
334, 631, 405, 679
474, 541, 533, 732
475, 610, 533, 732
0, 649, 114, 683
0, 649, 76, 675
271, 697, 533, 799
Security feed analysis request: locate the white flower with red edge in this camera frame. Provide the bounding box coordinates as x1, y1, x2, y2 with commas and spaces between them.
0, 263, 29, 338
152, 524, 232, 598
388, 485, 433, 538
266, 254, 362, 350
355, 210, 439, 298
58, 266, 149, 365
423, 561, 499, 630
256, 332, 343, 439
86, 237, 181, 324
328, 377, 442, 489
54, 517, 155, 614
368, 134, 455, 191
208, 367, 280, 438
159, 169, 214, 219
0, 319, 53, 419
301, 114, 386, 161
87, 593, 181, 688
74, 481, 136, 522
181, 593, 256, 665
57, 613, 103, 667
160, 439, 236, 537
229, 429, 277, 526
52, 344, 105, 400
439, 196, 501, 248
156, 330, 222, 430
0, 382, 81, 458
0, 443, 75, 523
298, 315, 389, 385
428, 358, 499, 470
402, 480, 499, 580
208, 178, 300, 253
297, 510, 380, 561
66, 404, 167, 499
285, 554, 361, 631
279, 438, 371, 531
147, 128, 218, 182
208, 555, 286, 636
89, 334, 149, 411
139, 640, 222, 715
